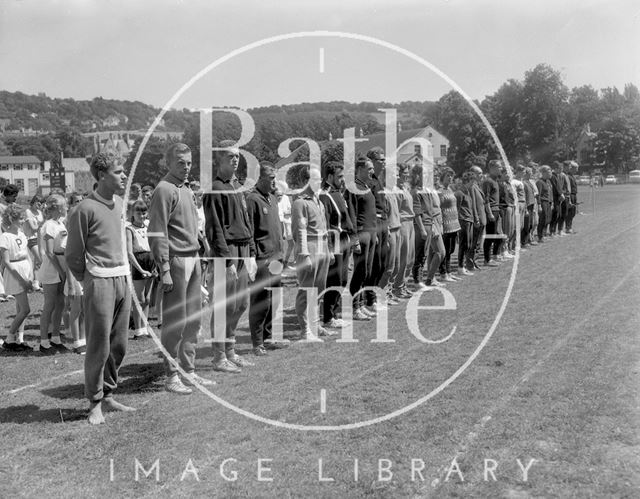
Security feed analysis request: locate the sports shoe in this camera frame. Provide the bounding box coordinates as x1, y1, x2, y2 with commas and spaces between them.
39, 344, 57, 356
484, 261, 499, 267
353, 308, 371, 321
182, 372, 216, 387
449, 274, 462, 281
324, 318, 347, 328
72, 345, 87, 355
503, 252, 515, 259
51, 342, 70, 353
363, 305, 378, 317
253, 346, 267, 356
212, 358, 242, 373
228, 354, 254, 368
430, 278, 446, 287
441, 274, 456, 282
165, 375, 193, 394
458, 267, 474, 276
386, 295, 400, 306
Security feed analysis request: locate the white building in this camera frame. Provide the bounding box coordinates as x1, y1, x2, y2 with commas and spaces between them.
0, 155, 44, 197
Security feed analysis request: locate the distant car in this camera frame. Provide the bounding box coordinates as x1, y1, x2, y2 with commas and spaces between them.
577, 175, 591, 185
605, 175, 617, 185
629, 170, 640, 184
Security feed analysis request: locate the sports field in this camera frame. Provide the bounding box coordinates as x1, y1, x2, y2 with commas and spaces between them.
1, 185, 638, 498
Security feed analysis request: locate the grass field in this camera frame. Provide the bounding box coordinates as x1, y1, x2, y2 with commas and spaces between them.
0, 185, 639, 498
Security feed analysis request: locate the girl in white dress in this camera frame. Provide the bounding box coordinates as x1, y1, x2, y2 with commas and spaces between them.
37, 194, 68, 355
0, 205, 33, 351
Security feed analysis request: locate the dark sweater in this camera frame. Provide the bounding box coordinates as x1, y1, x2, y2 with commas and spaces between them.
246, 186, 283, 261
346, 179, 377, 232
203, 176, 256, 260
482, 177, 500, 212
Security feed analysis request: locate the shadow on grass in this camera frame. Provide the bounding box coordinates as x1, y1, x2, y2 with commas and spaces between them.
41, 362, 166, 401
0, 404, 86, 424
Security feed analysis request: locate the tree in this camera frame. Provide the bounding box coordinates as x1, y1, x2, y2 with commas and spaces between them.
55, 127, 91, 158
482, 79, 528, 161
521, 64, 570, 162
594, 112, 640, 173
433, 91, 495, 172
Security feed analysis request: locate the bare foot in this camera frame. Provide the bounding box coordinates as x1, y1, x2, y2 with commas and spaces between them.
87, 401, 105, 425
102, 397, 136, 412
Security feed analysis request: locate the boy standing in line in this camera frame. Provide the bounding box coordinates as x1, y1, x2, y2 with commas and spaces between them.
66, 152, 135, 425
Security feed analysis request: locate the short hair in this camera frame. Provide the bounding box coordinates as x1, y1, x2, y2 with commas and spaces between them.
68, 192, 84, 207
355, 155, 371, 172
214, 139, 239, 164
323, 161, 344, 179
44, 194, 67, 219
259, 162, 276, 178
286, 163, 310, 190
540, 165, 552, 174
439, 167, 455, 182
366, 147, 385, 161
3, 184, 19, 197
141, 184, 154, 194
30, 194, 44, 206
488, 159, 502, 170
90, 152, 119, 181
1, 204, 24, 228
164, 143, 191, 166
470, 165, 483, 174
131, 182, 142, 194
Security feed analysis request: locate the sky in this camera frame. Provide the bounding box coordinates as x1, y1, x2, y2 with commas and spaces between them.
0, 0, 638, 110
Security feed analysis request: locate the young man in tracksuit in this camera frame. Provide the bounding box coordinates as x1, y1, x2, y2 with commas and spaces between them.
346, 157, 377, 321
66, 152, 135, 425
565, 161, 578, 233
536, 165, 553, 242
365, 148, 390, 315
203, 141, 257, 373
549, 162, 566, 237
469, 165, 487, 270
482, 160, 502, 266
246, 162, 284, 356
319, 161, 354, 329
148, 143, 214, 394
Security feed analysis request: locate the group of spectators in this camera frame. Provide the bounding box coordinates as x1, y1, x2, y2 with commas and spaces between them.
0, 142, 580, 424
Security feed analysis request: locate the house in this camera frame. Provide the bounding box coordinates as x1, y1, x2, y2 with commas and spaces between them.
61, 157, 93, 193
0, 155, 43, 196
422, 125, 449, 165
0, 118, 11, 132
576, 123, 597, 169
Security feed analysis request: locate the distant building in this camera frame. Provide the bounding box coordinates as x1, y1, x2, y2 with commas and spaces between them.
576, 123, 597, 169
0, 118, 10, 132
61, 157, 93, 194
0, 155, 44, 196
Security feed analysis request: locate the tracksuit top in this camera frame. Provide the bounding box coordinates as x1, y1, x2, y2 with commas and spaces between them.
397, 187, 415, 222
245, 186, 283, 261
148, 173, 200, 272
65, 191, 129, 281
203, 176, 256, 261
346, 178, 377, 232
482, 177, 500, 212
454, 185, 475, 223
536, 178, 552, 203
470, 182, 487, 226
291, 191, 328, 256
